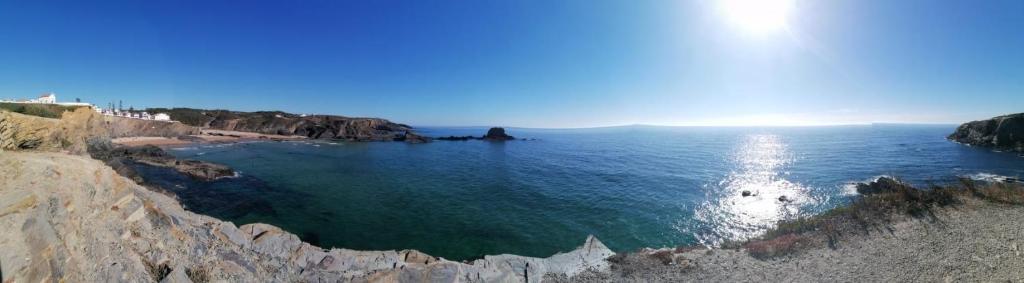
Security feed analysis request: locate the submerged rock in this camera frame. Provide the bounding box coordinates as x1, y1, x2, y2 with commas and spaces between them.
949, 113, 1024, 152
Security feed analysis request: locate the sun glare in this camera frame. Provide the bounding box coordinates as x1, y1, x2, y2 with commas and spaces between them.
718, 0, 794, 35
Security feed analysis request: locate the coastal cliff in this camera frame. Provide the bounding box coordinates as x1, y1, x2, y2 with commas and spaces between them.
949, 113, 1024, 152
146, 108, 412, 141
0, 107, 107, 154
104, 116, 200, 138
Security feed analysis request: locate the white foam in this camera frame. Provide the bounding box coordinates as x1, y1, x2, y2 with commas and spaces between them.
963, 172, 1018, 183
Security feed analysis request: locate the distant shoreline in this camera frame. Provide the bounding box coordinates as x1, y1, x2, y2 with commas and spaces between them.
112, 129, 306, 147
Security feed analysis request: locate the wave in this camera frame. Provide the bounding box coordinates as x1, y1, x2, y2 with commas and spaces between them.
840, 175, 894, 196
963, 172, 1019, 183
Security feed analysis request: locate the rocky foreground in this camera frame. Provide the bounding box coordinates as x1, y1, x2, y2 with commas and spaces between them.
949, 112, 1024, 152
0, 151, 613, 282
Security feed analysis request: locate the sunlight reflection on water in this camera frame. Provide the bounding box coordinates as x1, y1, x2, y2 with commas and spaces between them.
692, 134, 816, 246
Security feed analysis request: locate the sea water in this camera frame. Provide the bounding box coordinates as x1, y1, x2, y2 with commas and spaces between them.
139, 125, 1024, 260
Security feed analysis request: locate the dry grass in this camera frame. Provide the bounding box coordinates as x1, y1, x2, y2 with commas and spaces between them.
744, 233, 815, 259
142, 258, 171, 282
186, 266, 210, 283
746, 178, 1024, 258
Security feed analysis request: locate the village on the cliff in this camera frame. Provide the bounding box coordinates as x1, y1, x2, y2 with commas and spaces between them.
1, 92, 175, 122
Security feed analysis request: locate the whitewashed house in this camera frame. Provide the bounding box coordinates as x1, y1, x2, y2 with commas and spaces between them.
153, 113, 171, 121
31, 93, 56, 104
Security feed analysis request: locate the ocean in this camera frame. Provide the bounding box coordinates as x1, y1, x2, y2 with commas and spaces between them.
136, 125, 1024, 260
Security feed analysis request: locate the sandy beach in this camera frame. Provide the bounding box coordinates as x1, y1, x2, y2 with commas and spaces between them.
112, 129, 306, 147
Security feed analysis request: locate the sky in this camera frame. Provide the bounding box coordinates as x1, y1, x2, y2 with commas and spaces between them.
0, 0, 1021, 127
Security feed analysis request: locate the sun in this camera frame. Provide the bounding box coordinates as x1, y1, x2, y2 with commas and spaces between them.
718, 0, 794, 35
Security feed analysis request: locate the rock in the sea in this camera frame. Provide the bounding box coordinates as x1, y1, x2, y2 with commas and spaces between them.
397, 131, 431, 143
855, 177, 912, 195
948, 113, 1024, 152
90, 144, 235, 181
483, 127, 515, 141
436, 135, 477, 141
742, 190, 752, 197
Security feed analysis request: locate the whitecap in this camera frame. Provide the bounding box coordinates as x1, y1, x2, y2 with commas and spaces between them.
963, 172, 1018, 183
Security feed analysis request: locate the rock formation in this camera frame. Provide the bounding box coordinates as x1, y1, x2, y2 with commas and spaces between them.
104, 116, 199, 138
146, 108, 413, 141
435, 127, 518, 141
392, 131, 431, 143
483, 127, 515, 141
88, 143, 234, 181
0, 107, 107, 154
855, 177, 912, 195
949, 113, 1024, 152
0, 152, 614, 282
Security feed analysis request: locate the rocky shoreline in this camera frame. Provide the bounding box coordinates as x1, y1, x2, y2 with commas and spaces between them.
948, 112, 1024, 152
3, 108, 1024, 281
0, 151, 615, 282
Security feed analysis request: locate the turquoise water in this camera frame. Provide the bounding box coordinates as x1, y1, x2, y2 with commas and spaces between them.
142, 125, 1024, 260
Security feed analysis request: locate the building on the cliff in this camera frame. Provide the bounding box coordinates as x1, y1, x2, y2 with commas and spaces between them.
153, 113, 171, 121
1, 93, 97, 109
32, 93, 56, 103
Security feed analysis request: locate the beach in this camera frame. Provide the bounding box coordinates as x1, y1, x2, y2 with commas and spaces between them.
112, 129, 306, 147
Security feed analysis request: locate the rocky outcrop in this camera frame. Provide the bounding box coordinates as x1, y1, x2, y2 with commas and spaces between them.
395, 131, 431, 143
855, 177, 913, 195
0, 152, 615, 282
89, 143, 234, 181
146, 108, 413, 141
436, 127, 519, 141
103, 116, 199, 138
949, 113, 1024, 152
483, 127, 515, 141
0, 107, 108, 154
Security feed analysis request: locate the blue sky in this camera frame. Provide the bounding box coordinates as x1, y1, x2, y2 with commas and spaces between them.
1, 0, 1021, 127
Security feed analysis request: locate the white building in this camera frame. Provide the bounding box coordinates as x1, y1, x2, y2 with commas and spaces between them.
31, 93, 56, 104
153, 113, 171, 121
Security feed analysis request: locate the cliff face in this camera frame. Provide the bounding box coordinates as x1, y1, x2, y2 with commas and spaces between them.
147, 108, 411, 141
0, 108, 107, 154
0, 152, 614, 282
103, 116, 199, 138
948, 113, 1024, 152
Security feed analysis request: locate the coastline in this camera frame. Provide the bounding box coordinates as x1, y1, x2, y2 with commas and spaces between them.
3, 150, 1022, 281
3, 108, 1024, 281
112, 129, 307, 148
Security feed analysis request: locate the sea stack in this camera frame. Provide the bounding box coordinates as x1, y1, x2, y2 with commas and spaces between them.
483, 127, 515, 141
948, 113, 1024, 152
